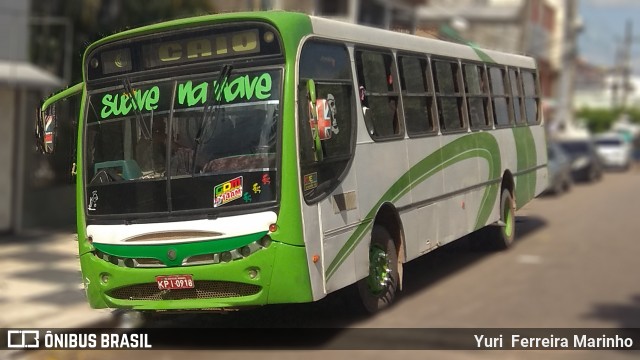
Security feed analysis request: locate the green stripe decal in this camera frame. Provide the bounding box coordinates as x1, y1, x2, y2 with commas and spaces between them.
93, 231, 268, 267
438, 25, 496, 63
326, 133, 501, 280
513, 126, 538, 209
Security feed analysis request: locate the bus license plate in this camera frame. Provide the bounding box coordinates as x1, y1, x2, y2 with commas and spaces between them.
156, 275, 194, 290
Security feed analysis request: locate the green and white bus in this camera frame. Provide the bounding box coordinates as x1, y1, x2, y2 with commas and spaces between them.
37, 11, 547, 314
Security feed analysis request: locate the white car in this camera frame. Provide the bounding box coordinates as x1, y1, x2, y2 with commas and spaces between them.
593, 133, 632, 170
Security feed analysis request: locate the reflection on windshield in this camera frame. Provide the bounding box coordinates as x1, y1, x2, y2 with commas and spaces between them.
171, 103, 277, 176
84, 69, 281, 216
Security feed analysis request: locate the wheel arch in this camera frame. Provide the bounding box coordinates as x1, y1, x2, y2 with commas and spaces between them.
501, 169, 515, 207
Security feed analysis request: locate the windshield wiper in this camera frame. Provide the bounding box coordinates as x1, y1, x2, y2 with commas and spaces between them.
122, 77, 152, 140
191, 64, 233, 175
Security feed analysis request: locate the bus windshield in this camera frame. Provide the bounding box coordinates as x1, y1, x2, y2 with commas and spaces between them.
84, 69, 281, 217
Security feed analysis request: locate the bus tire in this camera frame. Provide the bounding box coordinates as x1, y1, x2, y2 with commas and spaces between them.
351, 225, 399, 314
493, 188, 515, 250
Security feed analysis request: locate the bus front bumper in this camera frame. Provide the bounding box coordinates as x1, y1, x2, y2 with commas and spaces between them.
79, 241, 312, 311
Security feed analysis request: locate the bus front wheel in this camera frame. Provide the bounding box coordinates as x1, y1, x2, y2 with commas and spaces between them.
352, 225, 399, 314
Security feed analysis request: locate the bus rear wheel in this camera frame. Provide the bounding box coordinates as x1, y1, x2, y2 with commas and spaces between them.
492, 188, 515, 250
352, 225, 399, 314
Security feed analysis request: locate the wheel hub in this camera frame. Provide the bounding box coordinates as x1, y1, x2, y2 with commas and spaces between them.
368, 246, 391, 294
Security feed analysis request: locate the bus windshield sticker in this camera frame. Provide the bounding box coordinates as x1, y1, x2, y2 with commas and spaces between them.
261, 173, 271, 185
327, 93, 340, 135
243, 192, 252, 203
101, 86, 160, 119
303, 172, 318, 191
309, 93, 339, 141
88, 191, 99, 211
213, 176, 243, 208
94, 71, 277, 122
176, 72, 274, 108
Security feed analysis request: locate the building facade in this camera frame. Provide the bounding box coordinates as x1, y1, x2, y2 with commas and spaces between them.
0, 0, 66, 234
418, 0, 561, 103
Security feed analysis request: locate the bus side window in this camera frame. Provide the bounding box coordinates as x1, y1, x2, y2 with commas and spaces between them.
522, 70, 540, 124
298, 40, 355, 204
355, 49, 402, 139
463, 63, 491, 130
509, 68, 525, 124
432, 59, 464, 132
398, 54, 435, 136
489, 67, 511, 127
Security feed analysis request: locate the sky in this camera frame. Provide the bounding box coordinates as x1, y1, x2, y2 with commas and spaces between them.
579, 0, 640, 74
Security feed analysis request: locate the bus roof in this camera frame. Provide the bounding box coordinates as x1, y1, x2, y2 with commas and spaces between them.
82, 11, 536, 72
309, 16, 537, 69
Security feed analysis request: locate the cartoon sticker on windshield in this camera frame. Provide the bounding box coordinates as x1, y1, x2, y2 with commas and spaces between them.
303, 172, 318, 191
213, 176, 243, 208
309, 93, 339, 141
88, 191, 99, 211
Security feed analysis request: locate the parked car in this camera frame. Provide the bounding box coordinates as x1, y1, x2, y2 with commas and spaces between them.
593, 132, 632, 171
545, 142, 573, 195
557, 139, 603, 182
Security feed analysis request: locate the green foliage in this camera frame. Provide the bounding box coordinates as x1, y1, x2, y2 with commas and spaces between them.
576, 108, 621, 134
31, 0, 215, 84
576, 107, 640, 134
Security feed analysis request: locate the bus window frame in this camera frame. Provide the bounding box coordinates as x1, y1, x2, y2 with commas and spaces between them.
462, 61, 493, 131
297, 37, 358, 205
521, 68, 542, 125
354, 46, 405, 142
431, 56, 468, 135
488, 65, 513, 129
508, 67, 527, 126
396, 51, 438, 138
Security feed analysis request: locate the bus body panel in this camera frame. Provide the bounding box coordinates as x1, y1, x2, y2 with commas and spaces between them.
80, 240, 312, 310
39, 11, 547, 312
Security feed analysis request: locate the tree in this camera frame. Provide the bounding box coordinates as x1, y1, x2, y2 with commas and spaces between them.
31, 0, 215, 84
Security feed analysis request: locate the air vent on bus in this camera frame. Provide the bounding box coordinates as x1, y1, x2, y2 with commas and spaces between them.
93, 250, 166, 268
122, 230, 224, 242
107, 281, 261, 300
182, 239, 267, 266
92, 235, 272, 268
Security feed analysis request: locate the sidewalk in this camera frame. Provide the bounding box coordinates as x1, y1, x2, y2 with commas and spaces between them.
0, 231, 113, 329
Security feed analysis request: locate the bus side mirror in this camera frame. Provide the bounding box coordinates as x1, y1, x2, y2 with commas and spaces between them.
35, 102, 56, 154
306, 79, 323, 162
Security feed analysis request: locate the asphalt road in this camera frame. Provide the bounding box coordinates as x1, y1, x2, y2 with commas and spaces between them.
18, 167, 640, 359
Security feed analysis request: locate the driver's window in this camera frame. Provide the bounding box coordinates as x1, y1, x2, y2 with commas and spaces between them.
298, 40, 355, 203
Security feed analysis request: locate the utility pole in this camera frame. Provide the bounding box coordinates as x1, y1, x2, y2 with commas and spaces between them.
553, 0, 579, 134
620, 20, 633, 109
612, 43, 622, 108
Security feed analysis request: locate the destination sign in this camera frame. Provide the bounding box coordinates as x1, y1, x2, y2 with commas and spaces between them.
87, 23, 282, 81
142, 29, 261, 69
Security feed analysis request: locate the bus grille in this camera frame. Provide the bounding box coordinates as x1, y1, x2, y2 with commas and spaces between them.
107, 281, 261, 301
